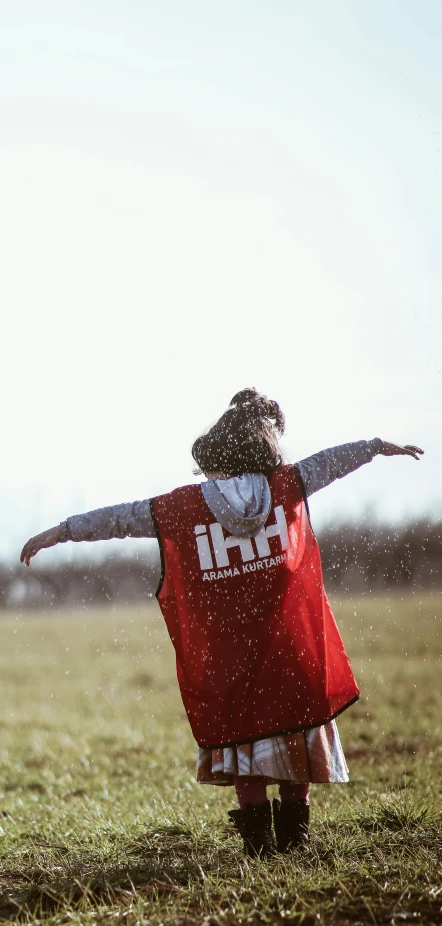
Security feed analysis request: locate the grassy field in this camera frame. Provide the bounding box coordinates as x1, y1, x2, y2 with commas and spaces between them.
1, 593, 442, 925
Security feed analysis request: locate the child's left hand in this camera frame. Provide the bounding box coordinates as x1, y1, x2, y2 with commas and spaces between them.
20, 526, 62, 566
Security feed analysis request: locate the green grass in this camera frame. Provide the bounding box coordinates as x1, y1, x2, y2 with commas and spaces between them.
1, 593, 442, 924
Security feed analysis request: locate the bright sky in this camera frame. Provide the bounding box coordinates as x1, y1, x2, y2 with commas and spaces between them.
1, 0, 441, 562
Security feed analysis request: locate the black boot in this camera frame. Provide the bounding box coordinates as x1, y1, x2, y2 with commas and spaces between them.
272, 798, 310, 852
228, 800, 277, 858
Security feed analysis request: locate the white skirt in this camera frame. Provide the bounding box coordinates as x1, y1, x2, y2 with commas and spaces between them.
197, 720, 349, 785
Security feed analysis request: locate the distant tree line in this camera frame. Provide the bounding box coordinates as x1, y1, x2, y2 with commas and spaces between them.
0, 518, 441, 608
0, 555, 161, 610
317, 518, 441, 591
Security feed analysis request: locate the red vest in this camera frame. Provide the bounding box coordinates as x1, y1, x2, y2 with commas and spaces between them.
150, 466, 359, 748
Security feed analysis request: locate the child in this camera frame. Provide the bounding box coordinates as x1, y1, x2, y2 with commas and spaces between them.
20, 388, 423, 857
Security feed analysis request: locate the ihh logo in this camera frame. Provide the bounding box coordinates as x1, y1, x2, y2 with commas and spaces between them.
194, 505, 290, 570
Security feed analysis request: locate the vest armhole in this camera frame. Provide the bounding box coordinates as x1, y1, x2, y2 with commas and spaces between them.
292, 464, 313, 530
149, 500, 165, 598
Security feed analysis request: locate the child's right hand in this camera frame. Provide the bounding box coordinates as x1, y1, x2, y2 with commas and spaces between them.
20, 526, 62, 566
379, 442, 424, 460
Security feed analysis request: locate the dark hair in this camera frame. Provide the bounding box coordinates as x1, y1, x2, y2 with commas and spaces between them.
192, 387, 285, 478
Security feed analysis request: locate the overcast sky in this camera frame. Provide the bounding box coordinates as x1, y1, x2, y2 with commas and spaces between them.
1, 0, 441, 562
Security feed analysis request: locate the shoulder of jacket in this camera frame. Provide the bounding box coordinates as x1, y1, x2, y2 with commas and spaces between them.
271, 464, 299, 482
152, 483, 203, 507
271, 465, 305, 497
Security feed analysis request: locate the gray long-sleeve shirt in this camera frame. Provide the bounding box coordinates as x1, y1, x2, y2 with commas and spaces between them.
59, 438, 383, 543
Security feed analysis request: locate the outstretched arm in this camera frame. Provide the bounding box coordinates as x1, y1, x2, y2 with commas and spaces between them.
20, 499, 155, 566
295, 438, 424, 498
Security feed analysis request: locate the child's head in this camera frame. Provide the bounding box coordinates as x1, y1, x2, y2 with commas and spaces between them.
192, 387, 285, 478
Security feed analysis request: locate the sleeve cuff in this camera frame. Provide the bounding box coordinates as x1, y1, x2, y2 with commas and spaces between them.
58, 521, 70, 543
370, 437, 384, 455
